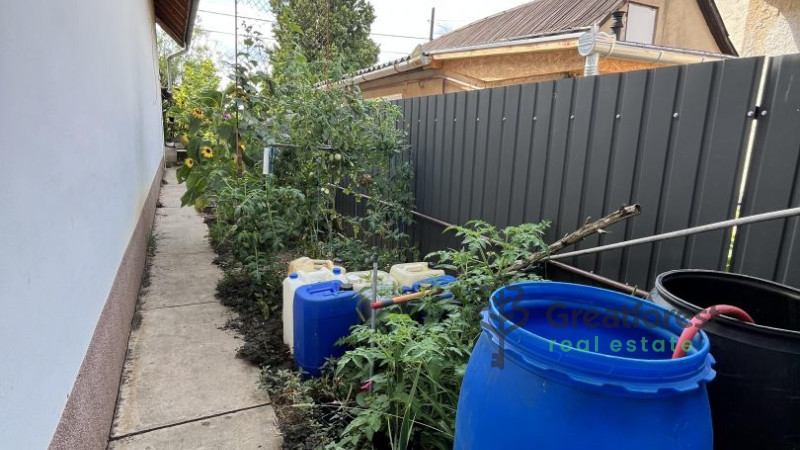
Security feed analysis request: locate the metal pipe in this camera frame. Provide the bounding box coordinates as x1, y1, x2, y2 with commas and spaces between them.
549, 206, 800, 261
547, 260, 646, 298
165, 0, 200, 91
328, 184, 452, 228
610, 11, 626, 40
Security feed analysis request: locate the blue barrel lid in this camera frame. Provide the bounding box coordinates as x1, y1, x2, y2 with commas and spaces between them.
484, 281, 715, 396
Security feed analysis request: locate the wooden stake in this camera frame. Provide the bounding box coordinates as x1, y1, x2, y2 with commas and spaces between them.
509, 204, 641, 272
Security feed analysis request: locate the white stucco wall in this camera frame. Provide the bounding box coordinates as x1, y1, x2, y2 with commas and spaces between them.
718, 0, 800, 56
0, 0, 164, 447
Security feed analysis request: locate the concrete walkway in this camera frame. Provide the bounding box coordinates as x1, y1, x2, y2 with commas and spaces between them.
108, 167, 281, 449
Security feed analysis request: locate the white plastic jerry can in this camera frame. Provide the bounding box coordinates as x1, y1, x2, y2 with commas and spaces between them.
344, 270, 396, 297
282, 268, 335, 353
287, 257, 342, 275
389, 262, 445, 289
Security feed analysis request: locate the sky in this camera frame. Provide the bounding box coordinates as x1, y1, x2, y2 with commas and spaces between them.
177, 0, 527, 78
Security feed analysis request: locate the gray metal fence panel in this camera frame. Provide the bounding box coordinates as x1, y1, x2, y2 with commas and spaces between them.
733, 53, 800, 287
336, 56, 791, 288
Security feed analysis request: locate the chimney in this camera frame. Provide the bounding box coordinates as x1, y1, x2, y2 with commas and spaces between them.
611, 11, 626, 40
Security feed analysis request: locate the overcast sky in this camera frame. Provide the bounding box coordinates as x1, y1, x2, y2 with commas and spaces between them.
184, 0, 527, 75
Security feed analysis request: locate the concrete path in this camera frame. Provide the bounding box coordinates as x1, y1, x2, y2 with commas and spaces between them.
108, 167, 282, 449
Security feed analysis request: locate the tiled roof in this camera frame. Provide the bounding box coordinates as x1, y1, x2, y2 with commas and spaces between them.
422, 0, 625, 52
154, 0, 197, 47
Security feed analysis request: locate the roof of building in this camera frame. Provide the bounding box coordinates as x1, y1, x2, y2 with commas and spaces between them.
422, 0, 736, 55
154, 0, 198, 47
422, 0, 625, 52
330, 0, 738, 86
696, 0, 737, 55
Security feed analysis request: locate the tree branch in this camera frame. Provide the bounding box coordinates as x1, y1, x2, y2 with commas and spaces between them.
510, 204, 641, 272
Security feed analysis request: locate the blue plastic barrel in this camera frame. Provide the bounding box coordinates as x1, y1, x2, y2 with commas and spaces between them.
455, 282, 716, 449
293, 280, 360, 376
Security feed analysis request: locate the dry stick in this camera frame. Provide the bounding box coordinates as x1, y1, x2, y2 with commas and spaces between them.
509, 204, 642, 272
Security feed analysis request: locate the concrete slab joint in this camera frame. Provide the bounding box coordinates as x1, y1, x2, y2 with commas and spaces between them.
108, 167, 282, 449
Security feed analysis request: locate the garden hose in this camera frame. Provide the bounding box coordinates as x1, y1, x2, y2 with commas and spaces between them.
672, 305, 755, 358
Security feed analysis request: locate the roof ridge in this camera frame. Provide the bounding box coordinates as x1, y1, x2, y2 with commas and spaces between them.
425, 0, 546, 45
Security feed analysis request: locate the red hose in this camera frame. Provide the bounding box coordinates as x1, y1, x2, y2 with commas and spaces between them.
672, 305, 755, 359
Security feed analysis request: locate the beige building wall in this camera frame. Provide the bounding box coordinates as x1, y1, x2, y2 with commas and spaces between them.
621, 0, 723, 52
717, 0, 800, 55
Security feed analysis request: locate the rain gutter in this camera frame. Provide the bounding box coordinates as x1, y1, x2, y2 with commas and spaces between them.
328, 32, 584, 88
579, 29, 734, 76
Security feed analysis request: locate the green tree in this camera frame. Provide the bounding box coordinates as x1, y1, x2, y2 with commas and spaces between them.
167, 59, 221, 137
156, 22, 216, 88
269, 0, 380, 75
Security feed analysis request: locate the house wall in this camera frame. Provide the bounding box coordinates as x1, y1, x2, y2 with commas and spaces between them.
360, 51, 658, 100
717, 0, 800, 55
616, 0, 723, 52
0, 0, 164, 448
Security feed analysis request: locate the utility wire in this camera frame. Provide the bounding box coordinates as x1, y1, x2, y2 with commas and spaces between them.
199, 9, 275, 22
198, 28, 410, 58
196, 27, 276, 40
198, 9, 429, 40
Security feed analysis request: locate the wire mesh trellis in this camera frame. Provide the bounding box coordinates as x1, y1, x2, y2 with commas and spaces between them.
231, 0, 273, 176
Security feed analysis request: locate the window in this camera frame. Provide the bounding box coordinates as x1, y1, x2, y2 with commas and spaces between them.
626, 3, 657, 44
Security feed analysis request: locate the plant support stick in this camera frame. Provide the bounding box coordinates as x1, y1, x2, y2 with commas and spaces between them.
369, 254, 378, 393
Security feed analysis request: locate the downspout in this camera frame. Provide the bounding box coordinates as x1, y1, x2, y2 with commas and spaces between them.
166, 0, 200, 92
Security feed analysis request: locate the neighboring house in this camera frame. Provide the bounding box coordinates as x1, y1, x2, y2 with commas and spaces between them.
343, 0, 737, 99
717, 0, 800, 56
0, 0, 196, 448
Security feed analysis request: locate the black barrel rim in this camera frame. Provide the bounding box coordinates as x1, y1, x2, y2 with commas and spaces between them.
654, 269, 800, 340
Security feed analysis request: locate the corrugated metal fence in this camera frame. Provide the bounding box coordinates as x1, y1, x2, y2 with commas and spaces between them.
337, 54, 800, 290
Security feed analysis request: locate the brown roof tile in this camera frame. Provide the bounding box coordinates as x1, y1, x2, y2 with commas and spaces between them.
154, 0, 195, 47
422, 0, 626, 52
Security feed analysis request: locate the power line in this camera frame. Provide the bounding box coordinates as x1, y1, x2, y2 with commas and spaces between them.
372, 32, 428, 40
199, 9, 275, 23
197, 9, 429, 41
196, 27, 276, 41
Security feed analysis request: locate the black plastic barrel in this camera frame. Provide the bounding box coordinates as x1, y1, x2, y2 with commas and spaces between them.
650, 270, 800, 450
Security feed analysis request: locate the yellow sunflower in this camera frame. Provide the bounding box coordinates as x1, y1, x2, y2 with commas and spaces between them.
180, 134, 189, 145
201, 146, 213, 159
191, 108, 204, 119
184, 158, 195, 168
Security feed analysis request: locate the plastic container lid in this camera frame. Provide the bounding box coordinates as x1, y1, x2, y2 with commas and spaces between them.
333, 267, 342, 275
487, 282, 715, 395
289, 272, 299, 279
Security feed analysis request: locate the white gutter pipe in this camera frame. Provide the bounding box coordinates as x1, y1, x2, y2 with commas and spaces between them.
327, 32, 585, 88
328, 45, 430, 88
578, 29, 733, 76
165, 0, 200, 92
